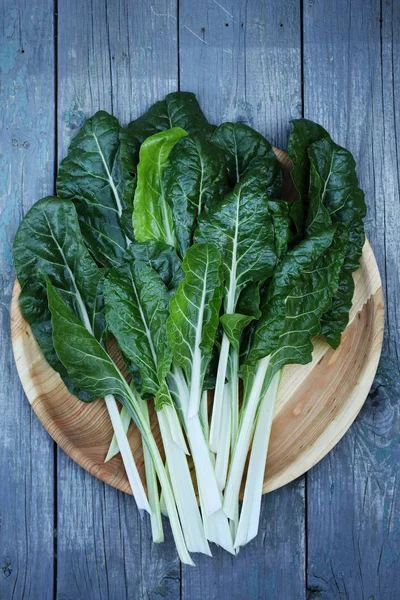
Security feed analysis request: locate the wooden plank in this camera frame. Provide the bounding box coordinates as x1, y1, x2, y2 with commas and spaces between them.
303, 0, 400, 598
0, 1, 55, 598
178, 2, 305, 597
56, 1, 180, 598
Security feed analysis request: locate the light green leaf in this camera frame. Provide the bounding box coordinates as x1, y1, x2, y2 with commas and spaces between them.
133, 128, 188, 247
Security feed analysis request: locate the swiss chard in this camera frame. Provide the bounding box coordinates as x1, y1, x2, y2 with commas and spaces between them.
104, 260, 210, 556
195, 164, 278, 479
13, 197, 151, 514
57, 111, 134, 267
47, 279, 194, 565
132, 128, 188, 247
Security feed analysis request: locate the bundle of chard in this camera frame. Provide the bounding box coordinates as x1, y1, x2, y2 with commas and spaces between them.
13, 93, 366, 565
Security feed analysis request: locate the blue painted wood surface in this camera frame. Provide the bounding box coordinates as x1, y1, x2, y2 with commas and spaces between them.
0, 0, 399, 598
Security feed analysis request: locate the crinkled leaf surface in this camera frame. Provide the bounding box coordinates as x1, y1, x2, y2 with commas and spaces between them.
132, 128, 187, 246
211, 122, 282, 193
47, 280, 129, 400
13, 197, 106, 401
166, 243, 223, 387
163, 134, 228, 257
128, 92, 215, 143
288, 118, 331, 236
104, 260, 173, 408
195, 165, 277, 310
57, 111, 133, 267
124, 240, 183, 293
307, 138, 366, 347
195, 164, 277, 352
244, 227, 336, 366
268, 199, 292, 259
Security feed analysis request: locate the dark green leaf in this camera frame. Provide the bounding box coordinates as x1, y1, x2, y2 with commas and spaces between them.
288, 119, 331, 236
57, 111, 134, 267
211, 122, 282, 192
47, 280, 129, 400
13, 197, 106, 401
307, 138, 366, 347
195, 165, 277, 311
163, 134, 228, 257
104, 261, 172, 408
166, 243, 223, 387
128, 92, 215, 143
124, 240, 183, 292
268, 199, 292, 259
244, 227, 336, 366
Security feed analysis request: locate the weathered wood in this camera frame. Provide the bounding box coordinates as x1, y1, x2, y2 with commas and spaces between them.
178, 1, 306, 597
56, 1, 180, 598
0, 1, 55, 598
303, 0, 400, 598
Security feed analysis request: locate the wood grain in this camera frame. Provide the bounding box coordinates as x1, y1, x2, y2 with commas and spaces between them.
0, 2, 55, 599
303, 0, 400, 598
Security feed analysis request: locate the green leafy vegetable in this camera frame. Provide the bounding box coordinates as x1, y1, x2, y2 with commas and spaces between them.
288, 118, 331, 236
211, 122, 282, 192
13, 197, 153, 516
163, 134, 228, 257
195, 164, 277, 454
57, 111, 133, 267
132, 128, 188, 247
167, 243, 223, 418
47, 279, 194, 565
128, 92, 215, 143
13, 197, 105, 401
307, 137, 366, 347
104, 260, 210, 555
13, 93, 368, 562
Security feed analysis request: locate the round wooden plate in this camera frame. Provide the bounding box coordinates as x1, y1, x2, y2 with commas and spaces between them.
10, 150, 384, 496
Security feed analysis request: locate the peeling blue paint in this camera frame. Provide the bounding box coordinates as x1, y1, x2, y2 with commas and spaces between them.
64, 101, 86, 131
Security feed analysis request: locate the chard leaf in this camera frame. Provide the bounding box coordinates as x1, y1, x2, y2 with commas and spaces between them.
167, 243, 223, 408
320, 270, 354, 348
128, 92, 215, 143
57, 111, 133, 267
104, 261, 173, 408
211, 122, 282, 192
163, 134, 228, 257
268, 199, 292, 259
288, 118, 331, 236
195, 165, 277, 312
124, 240, 183, 293
236, 281, 262, 320
244, 227, 336, 366
132, 128, 188, 247
307, 138, 366, 347
220, 313, 254, 352
259, 234, 348, 391
47, 279, 129, 400
13, 197, 106, 401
